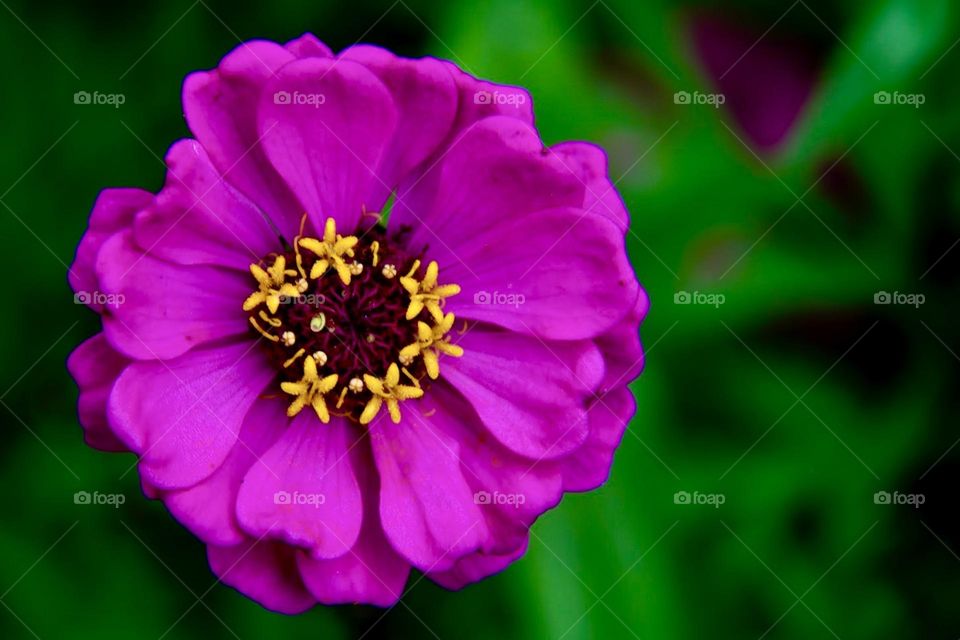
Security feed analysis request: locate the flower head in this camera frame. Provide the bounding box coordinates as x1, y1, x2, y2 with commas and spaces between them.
67, 33, 647, 613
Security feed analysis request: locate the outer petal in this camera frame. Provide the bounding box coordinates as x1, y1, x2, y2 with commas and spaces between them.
369, 409, 488, 572
284, 33, 334, 58
161, 398, 288, 546
390, 116, 582, 250
441, 326, 602, 460
257, 57, 398, 234
182, 40, 303, 238
443, 61, 534, 132
96, 230, 250, 360
66, 333, 130, 451
108, 340, 273, 489
407, 386, 563, 553
236, 414, 362, 559
208, 539, 315, 614
442, 207, 639, 340
133, 140, 280, 269
428, 537, 529, 590
69, 188, 152, 311
296, 438, 410, 606
339, 45, 457, 207
549, 141, 629, 232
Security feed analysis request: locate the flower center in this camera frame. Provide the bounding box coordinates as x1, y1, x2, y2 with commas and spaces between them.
242, 217, 463, 425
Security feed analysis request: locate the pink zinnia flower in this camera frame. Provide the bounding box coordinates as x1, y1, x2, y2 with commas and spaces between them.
68, 34, 647, 612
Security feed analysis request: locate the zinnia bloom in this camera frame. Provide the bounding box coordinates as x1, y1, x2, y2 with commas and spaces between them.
68, 33, 647, 612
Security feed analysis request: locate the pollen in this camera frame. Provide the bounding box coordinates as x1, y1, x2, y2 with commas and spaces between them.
244, 216, 463, 425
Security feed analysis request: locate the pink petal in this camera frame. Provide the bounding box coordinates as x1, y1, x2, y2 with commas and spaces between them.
549, 141, 629, 232
162, 398, 288, 546
66, 333, 130, 451
236, 415, 362, 559
369, 409, 487, 572
257, 57, 398, 234
108, 340, 273, 489
408, 386, 563, 553
391, 116, 582, 251
443, 62, 534, 132
558, 386, 635, 492
133, 139, 280, 269
442, 206, 639, 340
69, 188, 152, 312
296, 439, 410, 606
208, 538, 315, 614
96, 230, 250, 360
284, 33, 334, 58
339, 45, 457, 208
441, 326, 603, 460
428, 537, 529, 590
182, 40, 304, 238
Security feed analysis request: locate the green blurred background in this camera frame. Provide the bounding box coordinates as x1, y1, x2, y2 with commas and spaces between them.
1, 0, 958, 637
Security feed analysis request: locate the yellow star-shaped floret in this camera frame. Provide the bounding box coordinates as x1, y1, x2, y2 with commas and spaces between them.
359, 363, 424, 424
281, 355, 339, 422
400, 260, 461, 321
242, 255, 301, 315
298, 218, 359, 285
399, 312, 464, 379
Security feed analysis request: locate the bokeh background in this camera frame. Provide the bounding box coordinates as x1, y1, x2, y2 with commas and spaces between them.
1, 0, 958, 637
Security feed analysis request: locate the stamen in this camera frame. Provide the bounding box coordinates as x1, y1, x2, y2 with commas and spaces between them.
371, 241, 380, 266
259, 310, 282, 327
249, 316, 280, 342
348, 377, 364, 393
281, 331, 296, 347
312, 351, 328, 365
283, 348, 306, 368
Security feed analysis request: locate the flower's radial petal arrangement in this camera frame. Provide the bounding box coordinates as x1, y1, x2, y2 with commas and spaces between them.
68, 33, 648, 612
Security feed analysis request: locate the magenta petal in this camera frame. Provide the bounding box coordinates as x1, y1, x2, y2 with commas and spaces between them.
596, 289, 648, 392
96, 231, 250, 360
296, 439, 411, 606
339, 45, 457, 207
182, 40, 304, 238
162, 398, 287, 546
66, 333, 130, 452
208, 539, 315, 614
444, 62, 534, 132
442, 327, 602, 460
236, 415, 362, 559
428, 537, 529, 590
370, 411, 487, 572
69, 188, 152, 311
108, 340, 273, 489
409, 386, 563, 553
133, 139, 280, 269
284, 33, 334, 58
559, 386, 634, 492
257, 57, 398, 234
391, 116, 582, 251
442, 207, 639, 340
549, 141, 629, 232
